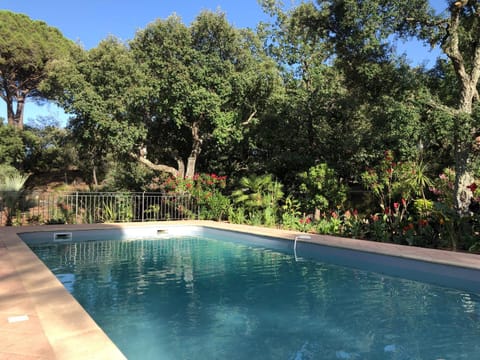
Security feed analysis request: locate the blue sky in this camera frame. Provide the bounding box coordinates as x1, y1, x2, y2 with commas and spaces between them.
1, 0, 447, 126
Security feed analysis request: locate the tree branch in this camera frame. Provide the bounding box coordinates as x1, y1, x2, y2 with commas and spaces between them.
442, 7, 471, 88
241, 109, 257, 126
130, 152, 179, 177
470, 21, 480, 94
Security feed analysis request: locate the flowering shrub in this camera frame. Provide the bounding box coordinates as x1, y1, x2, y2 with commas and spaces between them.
361, 150, 433, 243
160, 173, 230, 221
342, 209, 367, 239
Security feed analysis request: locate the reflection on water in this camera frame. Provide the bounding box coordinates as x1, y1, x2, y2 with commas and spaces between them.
31, 237, 480, 360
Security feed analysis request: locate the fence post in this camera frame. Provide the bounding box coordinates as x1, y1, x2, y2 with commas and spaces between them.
142, 192, 145, 222
75, 192, 79, 224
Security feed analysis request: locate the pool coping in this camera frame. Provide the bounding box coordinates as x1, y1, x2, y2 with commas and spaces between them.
1, 221, 479, 359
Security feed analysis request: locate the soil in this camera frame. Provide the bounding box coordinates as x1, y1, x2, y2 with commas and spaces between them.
25, 170, 89, 194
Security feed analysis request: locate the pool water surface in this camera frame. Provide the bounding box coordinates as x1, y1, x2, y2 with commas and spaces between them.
29, 233, 480, 360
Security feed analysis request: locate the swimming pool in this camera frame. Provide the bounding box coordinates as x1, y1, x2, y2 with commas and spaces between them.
25, 226, 480, 359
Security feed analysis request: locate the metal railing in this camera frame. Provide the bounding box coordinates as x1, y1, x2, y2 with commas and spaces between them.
0, 191, 198, 226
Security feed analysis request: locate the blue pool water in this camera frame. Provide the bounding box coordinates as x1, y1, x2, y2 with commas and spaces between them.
29, 231, 480, 359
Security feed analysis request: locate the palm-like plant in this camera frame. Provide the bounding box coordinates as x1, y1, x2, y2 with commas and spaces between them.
0, 173, 29, 226
232, 174, 284, 226
232, 174, 284, 210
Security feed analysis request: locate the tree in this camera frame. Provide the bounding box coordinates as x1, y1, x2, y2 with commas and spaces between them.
22, 119, 77, 174
130, 11, 279, 178
0, 11, 76, 129
430, 1, 480, 215
56, 37, 144, 186
260, 0, 480, 215
256, 1, 429, 190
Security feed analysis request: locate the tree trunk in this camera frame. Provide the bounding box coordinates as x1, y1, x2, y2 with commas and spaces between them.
176, 156, 185, 179
454, 148, 474, 215
6, 96, 25, 129
92, 165, 98, 189
185, 120, 203, 179
131, 118, 204, 179
442, 5, 480, 216
185, 157, 197, 179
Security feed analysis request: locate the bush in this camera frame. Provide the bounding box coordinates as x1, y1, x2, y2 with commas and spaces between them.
298, 163, 347, 215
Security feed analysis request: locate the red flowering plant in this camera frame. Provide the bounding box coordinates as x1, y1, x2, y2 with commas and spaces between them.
341, 209, 368, 239
314, 210, 342, 234
361, 150, 432, 243
298, 215, 314, 232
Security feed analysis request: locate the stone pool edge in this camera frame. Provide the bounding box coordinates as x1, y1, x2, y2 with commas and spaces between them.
1, 221, 479, 359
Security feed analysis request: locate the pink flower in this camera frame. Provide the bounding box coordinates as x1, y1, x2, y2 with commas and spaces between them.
393, 202, 399, 209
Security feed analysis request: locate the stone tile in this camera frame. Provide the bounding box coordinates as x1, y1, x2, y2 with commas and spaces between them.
0, 313, 43, 334
0, 328, 55, 358
0, 353, 51, 360
52, 329, 126, 360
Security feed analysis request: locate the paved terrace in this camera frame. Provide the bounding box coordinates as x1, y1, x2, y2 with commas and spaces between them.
1, 221, 479, 359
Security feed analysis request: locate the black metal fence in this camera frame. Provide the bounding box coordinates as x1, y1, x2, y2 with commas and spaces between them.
0, 192, 198, 226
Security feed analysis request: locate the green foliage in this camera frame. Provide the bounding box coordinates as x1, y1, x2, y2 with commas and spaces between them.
22, 123, 77, 173
228, 207, 247, 224
160, 173, 230, 221
198, 192, 231, 221
99, 196, 134, 223
281, 196, 303, 230
232, 173, 283, 205
0, 11, 77, 128
56, 36, 145, 186
361, 150, 434, 242
102, 159, 156, 192
231, 174, 284, 226
0, 171, 29, 226
342, 210, 367, 239
0, 164, 20, 182
129, 11, 279, 176
299, 163, 347, 213
0, 123, 25, 166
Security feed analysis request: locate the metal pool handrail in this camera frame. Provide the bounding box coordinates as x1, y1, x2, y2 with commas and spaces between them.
294, 234, 311, 260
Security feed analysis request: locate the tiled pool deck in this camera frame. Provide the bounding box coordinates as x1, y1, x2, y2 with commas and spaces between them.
1, 221, 479, 359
